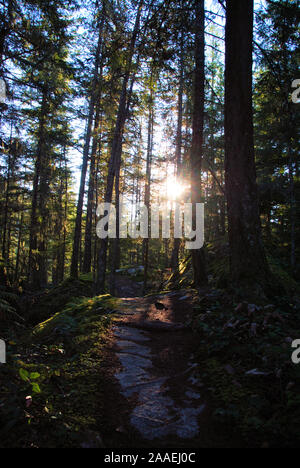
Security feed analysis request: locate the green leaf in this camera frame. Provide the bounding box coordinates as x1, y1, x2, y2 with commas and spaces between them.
30, 372, 40, 380
31, 382, 41, 394
19, 368, 29, 382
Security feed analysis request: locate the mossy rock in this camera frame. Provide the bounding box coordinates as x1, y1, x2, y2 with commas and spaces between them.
32, 294, 120, 340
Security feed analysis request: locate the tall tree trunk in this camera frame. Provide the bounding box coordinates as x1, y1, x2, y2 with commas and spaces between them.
171, 29, 184, 273
190, 0, 207, 288
143, 90, 154, 295
14, 208, 23, 284
109, 71, 139, 294
96, 0, 144, 293
83, 85, 103, 274
224, 0, 271, 296
37, 109, 52, 287
109, 165, 121, 295
28, 89, 48, 289
71, 9, 105, 278
288, 145, 296, 272
93, 145, 101, 278
54, 148, 68, 284
2, 139, 12, 263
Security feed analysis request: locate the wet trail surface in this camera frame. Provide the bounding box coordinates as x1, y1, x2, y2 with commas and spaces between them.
114, 294, 204, 441
101, 286, 241, 448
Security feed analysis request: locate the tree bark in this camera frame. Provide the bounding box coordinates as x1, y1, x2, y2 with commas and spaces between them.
28, 89, 48, 289
96, 0, 144, 293
2, 137, 12, 263
71, 9, 105, 278
190, 0, 207, 288
224, 0, 272, 296
143, 89, 154, 295
171, 29, 184, 273
83, 83, 103, 274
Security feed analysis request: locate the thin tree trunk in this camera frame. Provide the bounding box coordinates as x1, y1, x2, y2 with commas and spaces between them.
83, 86, 103, 274
109, 69, 140, 294
109, 165, 121, 295
143, 92, 154, 295
288, 146, 296, 272
171, 29, 184, 273
2, 140, 11, 262
71, 9, 105, 278
28, 89, 48, 289
190, 0, 207, 288
60, 151, 68, 282
14, 209, 23, 284
37, 108, 52, 287
55, 148, 67, 284
96, 0, 144, 293
93, 145, 101, 279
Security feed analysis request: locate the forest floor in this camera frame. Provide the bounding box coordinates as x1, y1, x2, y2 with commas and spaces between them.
113, 274, 143, 298
99, 289, 242, 448
1, 274, 299, 448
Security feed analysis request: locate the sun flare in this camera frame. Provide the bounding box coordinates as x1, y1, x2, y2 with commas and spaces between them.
166, 177, 187, 201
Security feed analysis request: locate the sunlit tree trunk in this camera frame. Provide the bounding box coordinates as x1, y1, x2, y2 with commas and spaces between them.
96, 0, 144, 293
109, 73, 137, 294
54, 148, 68, 284
171, 29, 184, 273
71, 9, 105, 278
143, 90, 154, 295
83, 87, 103, 274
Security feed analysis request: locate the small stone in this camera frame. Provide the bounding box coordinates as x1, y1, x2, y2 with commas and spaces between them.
245, 368, 270, 376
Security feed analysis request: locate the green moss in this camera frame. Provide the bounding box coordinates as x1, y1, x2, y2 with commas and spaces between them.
32, 294, 120, 340
28, 276, 95, 325
0, 290, 118, 448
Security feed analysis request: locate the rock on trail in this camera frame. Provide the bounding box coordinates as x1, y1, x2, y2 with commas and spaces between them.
111, 293, 207, 443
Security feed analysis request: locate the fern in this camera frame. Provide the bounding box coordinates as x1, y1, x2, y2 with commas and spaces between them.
0, 287, 23, 322
0, 286, 18, 303
0, 298, 16, 314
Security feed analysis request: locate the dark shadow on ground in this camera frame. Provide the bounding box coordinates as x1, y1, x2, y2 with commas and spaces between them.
99, 291, 244, 448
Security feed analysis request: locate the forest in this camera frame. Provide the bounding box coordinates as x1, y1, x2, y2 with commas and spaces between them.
0, 0, 299, 450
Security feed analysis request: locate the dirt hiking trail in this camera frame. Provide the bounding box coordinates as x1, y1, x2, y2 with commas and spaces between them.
100, 287, 241, 448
